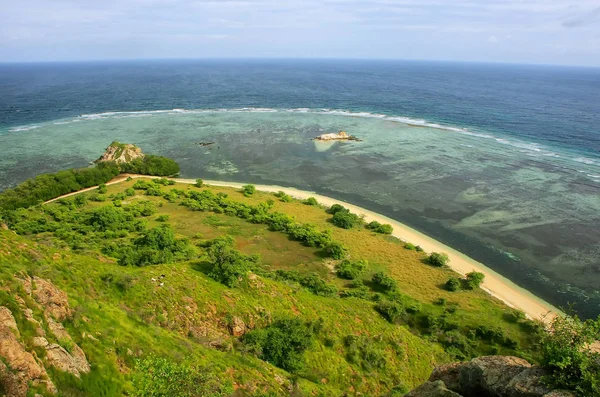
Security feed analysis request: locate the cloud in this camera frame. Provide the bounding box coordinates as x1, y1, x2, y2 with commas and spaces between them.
563, 6, 600, 28
488, 35, 498, 43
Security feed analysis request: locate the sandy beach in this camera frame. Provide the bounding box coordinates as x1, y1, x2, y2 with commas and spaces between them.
47, 174, 560, 323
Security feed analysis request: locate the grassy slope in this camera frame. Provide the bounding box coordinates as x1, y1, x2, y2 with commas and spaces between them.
0, 180, 539, 396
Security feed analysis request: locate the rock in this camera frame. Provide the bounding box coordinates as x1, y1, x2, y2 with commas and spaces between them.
0, 307, 56, 396
506, 367, 553, 397
45, 343, 90, 378
430, 362, 464, 392
313, 131, 361, 141
405, 380, 464, 397
0, 306, 19, 336
459, 356, 531, 397
95, 141, 144, 164
228, 316, 246, 337
30, 277, 72, 321
542, 391, 575, 397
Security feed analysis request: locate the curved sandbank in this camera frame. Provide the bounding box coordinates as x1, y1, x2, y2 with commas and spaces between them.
46, 173, 560, 323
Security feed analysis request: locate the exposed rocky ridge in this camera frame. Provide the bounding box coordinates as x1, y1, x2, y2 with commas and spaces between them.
95, 141, 144, 164
406, 356, 575, 397
0, 276, 91, 396
313, 130, 362, 141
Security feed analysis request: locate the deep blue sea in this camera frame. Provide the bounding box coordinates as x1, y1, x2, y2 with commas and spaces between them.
1, 59, 599, 316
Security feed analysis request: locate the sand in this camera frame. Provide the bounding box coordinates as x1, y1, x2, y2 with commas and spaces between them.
46, 174, 560, 323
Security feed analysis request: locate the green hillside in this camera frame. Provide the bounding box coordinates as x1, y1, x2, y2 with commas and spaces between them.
0, 177, 546, 396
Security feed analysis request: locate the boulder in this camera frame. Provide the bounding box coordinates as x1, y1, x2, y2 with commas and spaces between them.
95, 141, 144, 164
404, 380, 464, 397
506, 367, 553, 397
228, 316, 247, 336
459, 356, 531, 397
430, 362, 464, 392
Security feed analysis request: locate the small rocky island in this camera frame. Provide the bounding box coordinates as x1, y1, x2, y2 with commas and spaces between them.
312, 130, 362, 141
94, 141, 144, 164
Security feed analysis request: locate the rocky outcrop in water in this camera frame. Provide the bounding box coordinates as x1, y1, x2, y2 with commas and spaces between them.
95, 141, 144, 164
405, 356, 574, 397
313, 131, 362, 141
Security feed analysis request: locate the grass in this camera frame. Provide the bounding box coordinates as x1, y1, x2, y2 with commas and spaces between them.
0, 179, 544, 396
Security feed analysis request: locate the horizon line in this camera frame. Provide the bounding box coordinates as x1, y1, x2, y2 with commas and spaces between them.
1, 57, 599, 69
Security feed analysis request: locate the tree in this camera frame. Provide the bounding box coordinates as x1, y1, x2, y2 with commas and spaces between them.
195, 179, 204, 188
427, 252, 449, 267
540, 313, 600, 395
465, 271, 485, 289
327, 204, 346, 215
205, 236, 257, 287
444, 277, 462, 292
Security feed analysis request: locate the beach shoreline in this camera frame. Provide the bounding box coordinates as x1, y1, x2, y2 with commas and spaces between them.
46, 173, 561, 323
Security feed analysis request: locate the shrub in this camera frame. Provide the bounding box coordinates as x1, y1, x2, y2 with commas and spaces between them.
195, 179, 204, 188
540, 314, 600, 395
125, 187, 135, 196
464, 271, 485, 290
366, 221, 393, 234
371, 272, 398, 292
242, 319, 314, 372
335, 259, 367, 280
299, 273, 338, 297
375, 300, 405, 323
327, 204, 347, 214
303, 197, 318, 206
242, 184, 256, 197
404, 242, 416, 250
331, 210, 361, 229
444, 277, 462, 292
415, 245, 424, 252
133, 356, 233, 397
97, 183, 108, 194
155, 215, 169, 222
325, 241, 347, 259
427, 252, 449, 267
344, 335, 387, 371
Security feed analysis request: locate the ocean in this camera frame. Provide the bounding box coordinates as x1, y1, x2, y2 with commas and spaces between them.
0, 59, 599, 317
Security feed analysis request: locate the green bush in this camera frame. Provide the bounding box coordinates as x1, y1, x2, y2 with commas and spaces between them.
242, 184, 256, 197
205, 236, 259, 287
375, 300, 405, 323
325, 241, 347, 259
404, 242, 416, 250
155, 215, 169, 222
303, 197, 318, 206
125, 187, 135, 196
427, 252, 449, 267
242, 319, 315, 372
195, 179, 203, 188
133, 356, 233, 397
331, 210, 361, 229
540, 314, 600, 395
444, 277, 462, 292
299, 273, 338, 297
327, 204, 347, 214
371, 272, 398, 292
344, 335, 387, 371
464, 271, 485, 290
335, 259, 367, 280
97, 184, 108, 194
366, 221, 393, 234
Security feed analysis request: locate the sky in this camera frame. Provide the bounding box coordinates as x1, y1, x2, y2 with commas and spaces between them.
0, 0, 599, 66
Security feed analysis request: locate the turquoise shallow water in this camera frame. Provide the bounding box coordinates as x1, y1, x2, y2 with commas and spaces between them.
1, 108, 599, 317
0, 60, 599, 317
